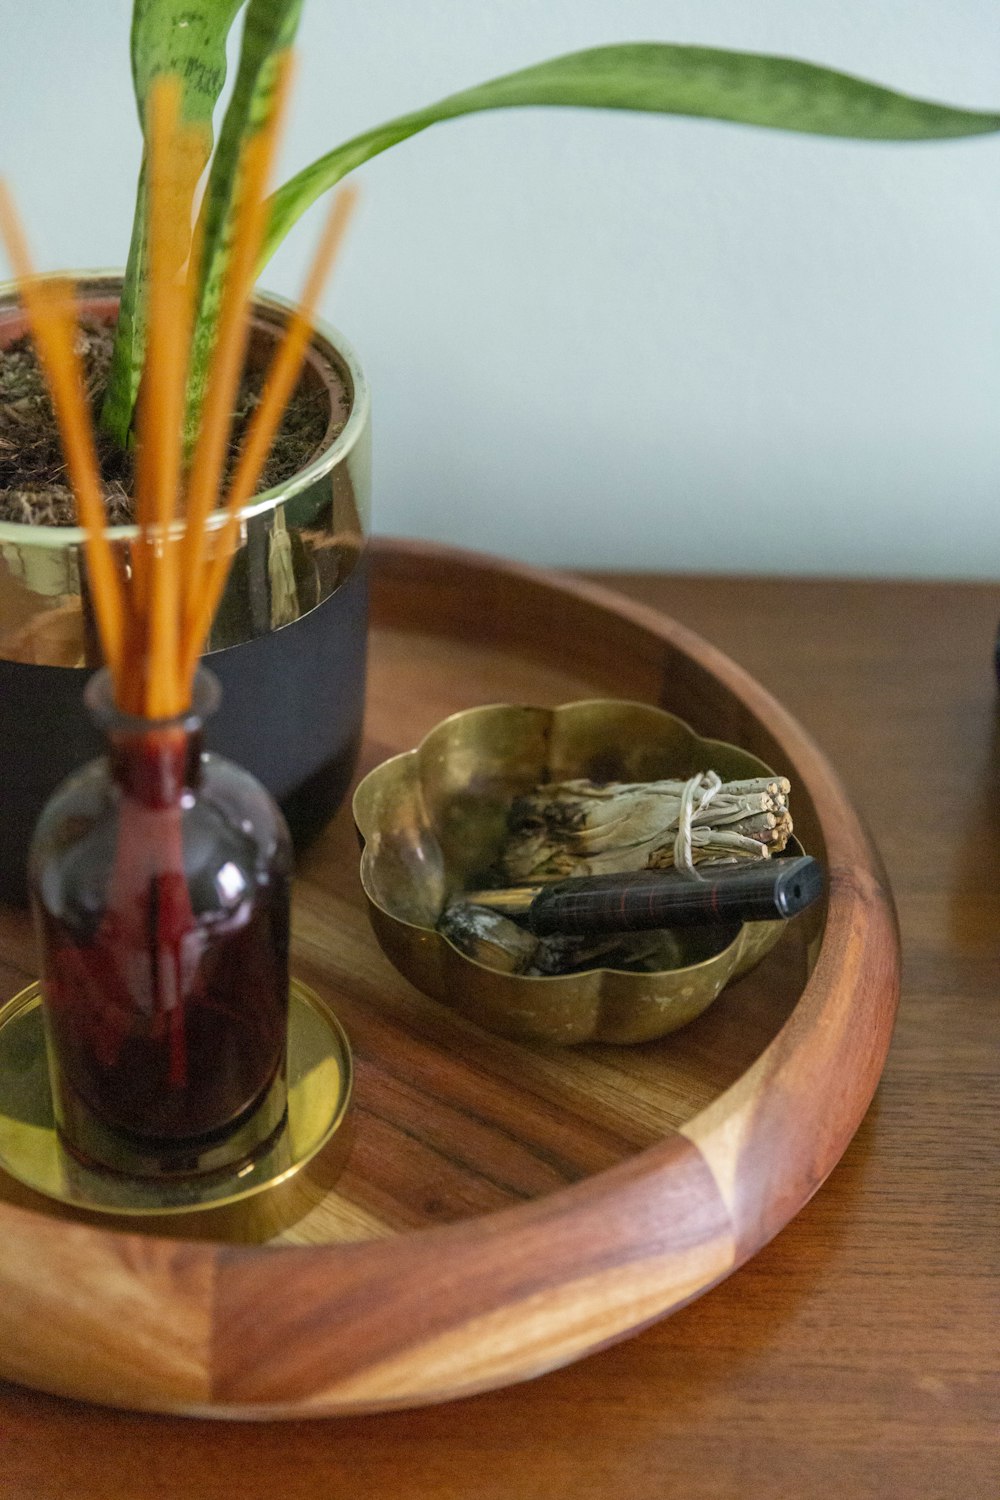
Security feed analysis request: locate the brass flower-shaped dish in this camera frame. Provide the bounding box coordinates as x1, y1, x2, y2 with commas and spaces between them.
353, 700, 801, 1045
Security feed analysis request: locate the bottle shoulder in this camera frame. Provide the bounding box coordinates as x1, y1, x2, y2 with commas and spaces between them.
30, 751, 293, 924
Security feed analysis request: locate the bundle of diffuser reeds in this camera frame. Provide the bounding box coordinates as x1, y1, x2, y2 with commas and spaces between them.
0, 59, 357, 716
1, 60, 357, 1172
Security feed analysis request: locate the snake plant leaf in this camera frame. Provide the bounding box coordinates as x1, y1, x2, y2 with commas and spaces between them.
261, 42, 1000, 267
100, 0, 245, 445
184, 0, 303, 436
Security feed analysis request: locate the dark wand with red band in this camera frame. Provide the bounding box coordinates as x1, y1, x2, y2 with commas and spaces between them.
463, 855, 823, 936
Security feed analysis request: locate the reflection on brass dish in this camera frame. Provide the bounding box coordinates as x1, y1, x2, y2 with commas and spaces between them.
353, 700, 814, 1045
0, 979, 352, 1223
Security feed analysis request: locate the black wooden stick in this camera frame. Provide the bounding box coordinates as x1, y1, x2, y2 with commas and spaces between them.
464, 855, 824, 936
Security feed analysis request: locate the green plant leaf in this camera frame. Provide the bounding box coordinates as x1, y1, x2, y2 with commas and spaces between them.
100, 0, 245, 446
261, 42, 1000, 266
184, 0, 303, 436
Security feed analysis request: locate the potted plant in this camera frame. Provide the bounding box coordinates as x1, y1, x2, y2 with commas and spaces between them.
1, 0, 996, 900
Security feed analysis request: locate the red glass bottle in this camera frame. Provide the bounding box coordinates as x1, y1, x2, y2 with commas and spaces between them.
29, 668, 293, 1178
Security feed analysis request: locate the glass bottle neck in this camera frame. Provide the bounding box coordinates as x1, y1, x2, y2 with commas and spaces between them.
107, 726, 204, 806
84, 666, 220, 808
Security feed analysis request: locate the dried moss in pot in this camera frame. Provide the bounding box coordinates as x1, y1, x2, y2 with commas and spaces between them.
0, 323, 337, 528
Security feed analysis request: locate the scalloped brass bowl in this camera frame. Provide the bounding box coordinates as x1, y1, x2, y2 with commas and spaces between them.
353, 700, 800, 1045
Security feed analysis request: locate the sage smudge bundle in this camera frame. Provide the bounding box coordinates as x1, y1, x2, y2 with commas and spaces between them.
500, 773, 793, 884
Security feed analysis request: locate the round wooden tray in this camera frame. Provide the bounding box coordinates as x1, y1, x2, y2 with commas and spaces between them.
0, 538, 899, 1418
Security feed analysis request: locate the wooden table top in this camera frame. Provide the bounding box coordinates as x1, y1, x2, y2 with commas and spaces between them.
2, 571, 997, 1500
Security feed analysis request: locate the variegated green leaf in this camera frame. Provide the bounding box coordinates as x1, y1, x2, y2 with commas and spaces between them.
184, 0, 302, 436
261, 42, 1000, 266
100, 0, 244, 445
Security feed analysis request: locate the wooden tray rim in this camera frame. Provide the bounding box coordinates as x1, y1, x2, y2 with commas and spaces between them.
0, 538, 900, 1418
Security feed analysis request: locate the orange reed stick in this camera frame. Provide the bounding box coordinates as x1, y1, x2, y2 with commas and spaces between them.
129, 115, 210, 674
140, 78, 204, 718
182, 183, 359, 674
180, 54, 293, 601
0, 186, 127, 682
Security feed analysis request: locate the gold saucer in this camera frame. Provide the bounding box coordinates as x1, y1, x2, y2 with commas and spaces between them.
0, 979, 352, 1218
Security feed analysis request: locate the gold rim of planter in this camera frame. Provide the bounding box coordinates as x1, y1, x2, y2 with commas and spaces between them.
0, 273, 372, 665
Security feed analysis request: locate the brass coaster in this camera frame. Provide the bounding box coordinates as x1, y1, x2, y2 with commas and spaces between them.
0, 979, 352, 1216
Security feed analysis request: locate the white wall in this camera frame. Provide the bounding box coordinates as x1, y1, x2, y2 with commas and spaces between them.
3, 1, 999, 577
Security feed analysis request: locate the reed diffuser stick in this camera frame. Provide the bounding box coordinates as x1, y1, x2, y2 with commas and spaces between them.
181, 181, 359, 673
140, 78, 203, 718
0, 193, 128, 682
180, 57, 293, 598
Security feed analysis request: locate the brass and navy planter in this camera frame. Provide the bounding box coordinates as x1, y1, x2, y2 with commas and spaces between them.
0, 273, 371, 901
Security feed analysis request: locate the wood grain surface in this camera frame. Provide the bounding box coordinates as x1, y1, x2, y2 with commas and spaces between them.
0, 558, 995, 1497
0, 542, 896, 1415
